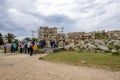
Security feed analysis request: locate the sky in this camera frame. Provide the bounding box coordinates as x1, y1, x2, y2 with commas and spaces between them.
0, 0, 120, 40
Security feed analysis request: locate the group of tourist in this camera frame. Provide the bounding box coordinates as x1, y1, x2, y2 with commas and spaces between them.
3, 39, 58, 56
19, 41, 38, 56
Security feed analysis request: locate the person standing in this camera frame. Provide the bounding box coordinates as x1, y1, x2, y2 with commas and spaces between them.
10, 43, 14, 53
29, 43, 33, 56
27, 42, 30, 54
4, 43, 7, 53
54, 40, 58, 48
13, 43, 17, 53
20, 43, 22, 53
16, 42, 19, 51
21, 43, 25, 53
33, 43, 38, 54
24, 42, 28, 53
50, 40, 53, 48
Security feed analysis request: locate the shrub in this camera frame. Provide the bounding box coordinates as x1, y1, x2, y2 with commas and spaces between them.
107, 45, 114, 50
75, 46, 81, 52
112, 52, 120, 56
115, 45, 120, 50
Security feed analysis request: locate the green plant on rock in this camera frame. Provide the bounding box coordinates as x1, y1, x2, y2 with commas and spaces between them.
108, 45, 114, 50
75, 46, 81, 52
115, 45, 120, 51
112, 52, 120, 56
80, 47, 86, 52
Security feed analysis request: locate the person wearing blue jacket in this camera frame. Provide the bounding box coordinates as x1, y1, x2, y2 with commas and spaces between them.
13, 43, 17, 52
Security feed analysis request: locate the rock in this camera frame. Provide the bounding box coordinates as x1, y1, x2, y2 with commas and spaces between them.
107, 40, 120, 46
107, 40, 120, 50
87, 43, 97, 52
113, 40, 120, 46
97, 45, 109, 52
111, 49, 117, 53
106, 40, 114, 46
65, 39, 119, 52
65, 43, 75, 50
111, 49, 119, 55
94, 40, 105, 46
80, 40, 85, 45
81, 61, 86, 64
46, 48, 53, 53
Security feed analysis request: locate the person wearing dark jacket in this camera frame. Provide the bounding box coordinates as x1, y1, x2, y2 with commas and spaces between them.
10, 43, 14, 53
4, 43, 7, 53
29, 44, 33, 56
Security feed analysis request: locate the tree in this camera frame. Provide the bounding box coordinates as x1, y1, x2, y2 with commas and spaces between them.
4, 33, 15, 43
14, 39, 19, 43
32, 37, 37, 41
23, 37, 31, 41
0, 33, 3, 45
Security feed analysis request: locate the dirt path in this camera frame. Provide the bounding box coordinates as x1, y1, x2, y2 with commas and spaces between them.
0, 53, 120, 80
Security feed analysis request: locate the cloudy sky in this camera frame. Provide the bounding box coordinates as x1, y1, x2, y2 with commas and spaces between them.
0, 0, 120, 40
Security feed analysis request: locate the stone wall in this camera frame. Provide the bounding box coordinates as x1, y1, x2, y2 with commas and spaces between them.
64, 30, 120, 54
38, 26, 58, 41
38, 27, 120, 51
65, 30, 120, 45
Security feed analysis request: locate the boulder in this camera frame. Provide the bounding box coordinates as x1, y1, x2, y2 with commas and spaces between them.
94, 40, 105, 46
80, 40, 85, 45
113, 40, 120, 46
107, 40, 120, 46
65, 43, 75, 50
111, 49, 117, 53
81, 61, 86, 64
87, 43, 97, 52
111, 49, 119, 55
97, 45, 109, 52
106, 40, 114, 46
107, 40, 120, 50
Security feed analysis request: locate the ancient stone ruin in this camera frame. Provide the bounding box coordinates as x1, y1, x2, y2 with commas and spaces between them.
64, 30, 120, 54
38, 26, 58, 41
38, 27, 120, 54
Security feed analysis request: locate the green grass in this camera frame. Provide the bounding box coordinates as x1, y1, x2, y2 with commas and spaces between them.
0, 48, 3, 50
41, 51, 120, 71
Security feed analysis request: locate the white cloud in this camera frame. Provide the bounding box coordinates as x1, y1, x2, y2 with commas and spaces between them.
0, 0, 120, 40
36, 0, 77, 19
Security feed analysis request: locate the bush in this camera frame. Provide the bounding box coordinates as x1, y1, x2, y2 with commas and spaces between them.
115, 45, 120, 50
80, 47, 86, 52
112, 52, 120, 56
107, 45, 114, 50
75, 46, 81, 52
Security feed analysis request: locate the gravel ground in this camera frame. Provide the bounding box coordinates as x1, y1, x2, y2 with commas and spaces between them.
0, 53, 120, 80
